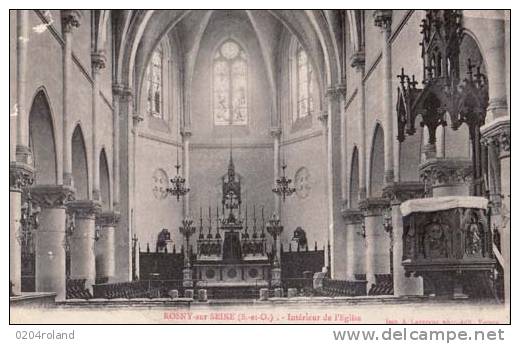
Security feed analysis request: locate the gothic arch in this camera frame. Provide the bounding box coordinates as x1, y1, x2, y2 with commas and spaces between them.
99, 148, 111, 211
28, 88, 58, 184
71, 124, 89, 199
369, 122, 385, 197
349, 146, 360, 208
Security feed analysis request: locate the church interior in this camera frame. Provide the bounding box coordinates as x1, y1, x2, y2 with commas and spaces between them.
9, 10, 510, 309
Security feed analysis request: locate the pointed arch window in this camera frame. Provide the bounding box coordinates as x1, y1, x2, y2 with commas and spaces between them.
146, 46, 164, 118
213, 40, 248, 126
294, 45, 315, 122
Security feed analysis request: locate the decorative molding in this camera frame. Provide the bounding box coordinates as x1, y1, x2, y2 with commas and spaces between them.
138, 132, 182, 148
91, 50, 107, 71
67, 199, 102, 220
270, 127, 282, 139
97, 211, 121, 227
341, 208, 364, 225
359, 197, 390, 217
481, 118, 510, 158
192, 141, 273, 149
9, 162, 34, 192
419, 158, 473, 190
350, 50, 366, 69
280, 129, 323, 147
30, 185, 75, 209
373, 10, 393, 31
382, 181, 424, 206
294, 167, 311, 199
61, 10, 82, 33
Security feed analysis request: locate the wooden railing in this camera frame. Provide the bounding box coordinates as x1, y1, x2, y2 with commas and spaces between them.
66, 279, 92, 299
321, 279, 367, 297
368, 274, 393, 295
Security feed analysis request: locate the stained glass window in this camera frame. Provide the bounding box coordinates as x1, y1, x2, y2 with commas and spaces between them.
294, 45, 314, 122
146, 46, 163, 118
214, 40, 247, 125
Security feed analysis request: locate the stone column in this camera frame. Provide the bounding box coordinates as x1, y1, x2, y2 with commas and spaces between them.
181, 128, 192, 217
323, 84, 346, 278
15, 10, 31, 166
31, 185, 74, 301
342, 208, 364, 281
419, 158, 473, 197
112, 84, 122, 211
61, 10, 82, 187
360, 198, 390, 292
483, 11, 508, 123
67, 200, 101, 292
481, 119, 510, 308
91, 51, 106, 200
270, 127, 282, 216
383, 182, 424, 296
96, 211, 119, 282
9, 164, 33, 295
374, 10, 395, 184
350, 51, 367, 200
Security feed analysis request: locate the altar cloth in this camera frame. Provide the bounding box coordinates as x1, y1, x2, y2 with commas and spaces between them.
400, 196, 488, 217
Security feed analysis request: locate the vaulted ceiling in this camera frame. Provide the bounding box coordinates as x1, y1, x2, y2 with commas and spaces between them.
104, 10, 357, 116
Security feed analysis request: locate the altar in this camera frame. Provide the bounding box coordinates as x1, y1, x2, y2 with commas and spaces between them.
188, 152, 272, 289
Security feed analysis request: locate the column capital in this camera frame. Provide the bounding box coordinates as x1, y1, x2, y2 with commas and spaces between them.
30, 185, 75, 209
359, 197, 389, 216
481, 117, 510, 158
120, 87, 133, 103
270, 127, 282, 139
112, 83, 124, 97
317, 111, 328, 126
326, 84, 346, 101
181, 128, 192, 138
341, 208, 364, 225
373, 10, 392, 31
132, 113, 144, 127
91, 50, 107, 73
96, 211, 120, 227
350, 50, 366, 69
61, 10, 82, 33
382, 181, 425, 206
67, 199, 102, 220
419, 158, 472, 190
10, 161, 34, 192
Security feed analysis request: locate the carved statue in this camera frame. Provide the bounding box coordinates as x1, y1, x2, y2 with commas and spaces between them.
156, 228, 171, 252
292, 227, 308, 251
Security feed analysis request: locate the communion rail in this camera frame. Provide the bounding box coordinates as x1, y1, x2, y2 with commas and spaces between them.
320, 278, 367, 297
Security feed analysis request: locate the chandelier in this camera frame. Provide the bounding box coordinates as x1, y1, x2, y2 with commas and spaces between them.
272, 128, 296, 201
272, 163, 296, 202
167, 109, 190, 201
167, 161, 190, 201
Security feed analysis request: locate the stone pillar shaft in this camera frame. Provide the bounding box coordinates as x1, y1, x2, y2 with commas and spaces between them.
271, 127, 281, 216
91, 52, 106, 201
360, 198, 390, 291
10, 191, 22, 294
16, 10, 29, 162
351, 54, 367, 200
112, 85, 122, 210
31, 185, 74, 301
68, 200, 101, 292
182, 129, 191, 217
375, 10, 394, 183
61, 11, 81, 186
383, 182, 424, 296
96, 211, 119, 282
343, 209, 364, 280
